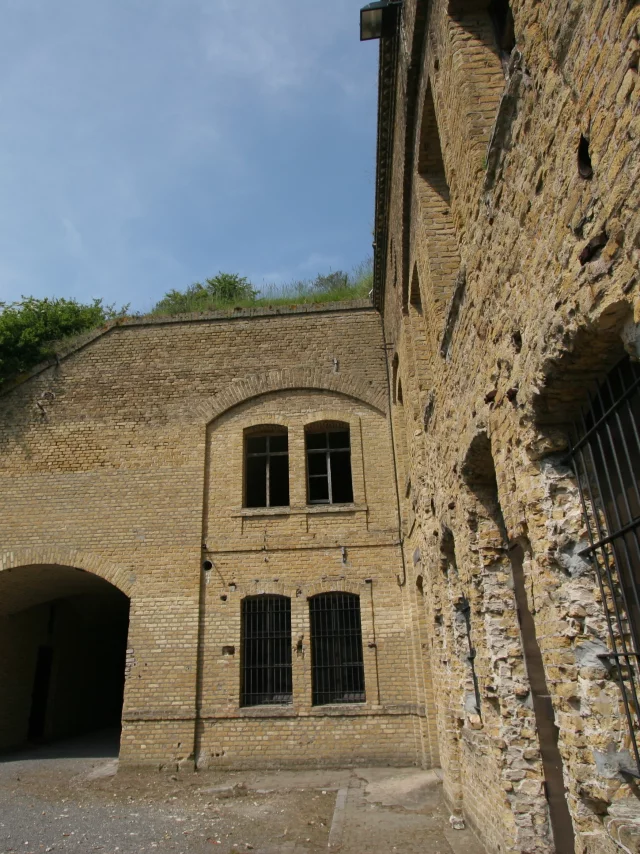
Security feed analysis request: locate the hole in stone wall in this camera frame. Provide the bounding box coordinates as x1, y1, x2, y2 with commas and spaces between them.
578, 230, 607, 265
511, 330, 522, 353
416, 575, 424, 596
222, 645, 235, 656
578, 135, 593, 179
440, 527, 458, 577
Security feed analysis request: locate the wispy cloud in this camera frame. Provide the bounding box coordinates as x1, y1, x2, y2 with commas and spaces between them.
0, 0, 378, 311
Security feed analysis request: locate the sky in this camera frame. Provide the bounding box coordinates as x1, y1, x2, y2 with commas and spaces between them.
0, 0, 380, 313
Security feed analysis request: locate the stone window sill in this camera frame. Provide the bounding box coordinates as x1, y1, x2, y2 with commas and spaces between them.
308, 703, 369, 716
235, 503, 367, 518
238, 705, 297, 717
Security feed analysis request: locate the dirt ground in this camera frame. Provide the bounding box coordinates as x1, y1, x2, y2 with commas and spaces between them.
0, 732, 486, 854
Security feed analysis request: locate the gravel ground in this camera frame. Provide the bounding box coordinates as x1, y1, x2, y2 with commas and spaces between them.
0, 732, 485, 854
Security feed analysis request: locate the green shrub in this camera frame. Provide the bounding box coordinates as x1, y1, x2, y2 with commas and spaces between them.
151, 259, 373, 316
0, 296, 124, 385
152, 272, 257, 315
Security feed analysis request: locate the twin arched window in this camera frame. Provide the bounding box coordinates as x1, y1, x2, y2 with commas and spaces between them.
244, 422, 353, 508
240, 593, 365, 707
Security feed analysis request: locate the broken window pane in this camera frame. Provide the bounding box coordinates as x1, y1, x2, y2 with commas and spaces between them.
306, 423, 353, 505
244, 429, 289, 508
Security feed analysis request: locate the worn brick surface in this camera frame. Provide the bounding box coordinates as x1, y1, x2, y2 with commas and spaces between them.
379, 1, 640, 852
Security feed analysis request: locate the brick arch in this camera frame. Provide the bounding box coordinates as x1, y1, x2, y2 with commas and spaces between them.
194, 366, 387, 424
0, 547, 135, 597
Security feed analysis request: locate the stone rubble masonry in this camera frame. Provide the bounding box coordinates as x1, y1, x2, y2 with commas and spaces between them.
1, 0, 639, 851
377, 0, 640, 852
0, 301, 428, 772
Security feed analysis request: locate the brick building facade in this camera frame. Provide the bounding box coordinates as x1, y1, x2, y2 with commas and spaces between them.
0, 303, 429, 771
1, 1, 639, 852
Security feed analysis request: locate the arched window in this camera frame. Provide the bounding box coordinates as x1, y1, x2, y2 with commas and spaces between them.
244, 426, 289, 508
309, 593, 365, 705
240, 595, 292, 706
305, 421, 353, 505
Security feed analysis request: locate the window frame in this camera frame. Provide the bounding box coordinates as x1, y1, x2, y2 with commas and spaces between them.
305, 422, 354, 506
244, 427, 290, 509
309, 592, 366, 706
240, 594, 293, 707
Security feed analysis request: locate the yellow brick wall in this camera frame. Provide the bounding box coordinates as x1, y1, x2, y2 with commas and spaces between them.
0, 302, 433, 769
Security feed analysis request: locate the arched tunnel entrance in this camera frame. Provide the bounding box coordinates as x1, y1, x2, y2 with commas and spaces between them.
0, 565, 130, 753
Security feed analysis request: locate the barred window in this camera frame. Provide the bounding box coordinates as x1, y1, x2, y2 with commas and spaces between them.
305, 422, 353, 505
240, 596, 292, 706
309, 593, 365, 705
244, 427, 289, 508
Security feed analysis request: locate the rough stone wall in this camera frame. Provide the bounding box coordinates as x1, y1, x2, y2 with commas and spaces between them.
378, 0, 640, 851
0, 302, 427, 768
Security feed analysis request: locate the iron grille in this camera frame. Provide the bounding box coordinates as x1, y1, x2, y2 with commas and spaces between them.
240, 595, 292, 706
568, 354, 640, 775
309, 593, 365, 705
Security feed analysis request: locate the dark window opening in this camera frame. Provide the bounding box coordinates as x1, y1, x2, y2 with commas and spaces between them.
578, 135, 593, 179
409, 268, 422, 313
241, 595, 292, 706
569, 354, 640, 774
306, 423, 353, 505
245, 429, 289, 508
488, 0, 515, 59
310, 593, 365, 705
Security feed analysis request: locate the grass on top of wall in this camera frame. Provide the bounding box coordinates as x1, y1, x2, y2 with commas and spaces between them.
0, 259, 373, 387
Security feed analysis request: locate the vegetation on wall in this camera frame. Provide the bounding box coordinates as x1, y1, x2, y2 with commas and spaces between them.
0, 297, 124, 386
150, 259, 373, 316
0, 258, 372, 386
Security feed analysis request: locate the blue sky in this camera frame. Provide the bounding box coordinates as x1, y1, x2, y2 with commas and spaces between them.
0, 0, 379, 312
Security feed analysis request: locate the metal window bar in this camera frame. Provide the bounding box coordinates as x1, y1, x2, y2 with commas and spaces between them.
240, 595, 292, 706
245, 432, 289, 508
568, 355, 640, 776
309, 593, 365, 705
306, 428, 353, 505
